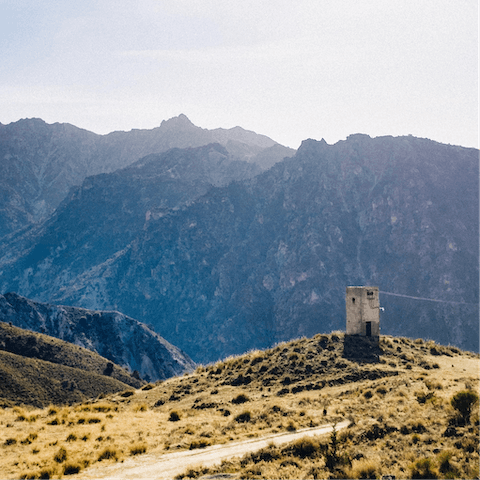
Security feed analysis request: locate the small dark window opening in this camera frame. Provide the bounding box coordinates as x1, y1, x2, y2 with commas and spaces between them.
367, 291, 374, 296
366, 321, 372, 337
352, 298, 355, 304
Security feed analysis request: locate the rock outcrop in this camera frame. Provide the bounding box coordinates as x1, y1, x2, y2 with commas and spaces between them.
0, 292, 195, 381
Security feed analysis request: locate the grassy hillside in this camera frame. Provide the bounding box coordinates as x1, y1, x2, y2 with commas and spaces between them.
0, 350, 135, 408
0, 322, 144, 407
0, 333, 478, 479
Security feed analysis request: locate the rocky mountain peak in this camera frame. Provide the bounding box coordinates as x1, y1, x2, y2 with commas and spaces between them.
0, 116, 294, 238
160, 114, 195, 130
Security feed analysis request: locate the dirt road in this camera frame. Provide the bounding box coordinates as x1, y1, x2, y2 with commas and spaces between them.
78, 420, 350, 479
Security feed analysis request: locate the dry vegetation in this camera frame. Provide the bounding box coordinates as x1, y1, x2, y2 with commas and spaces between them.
1, 333, 478, 479
0, 322, 144, 408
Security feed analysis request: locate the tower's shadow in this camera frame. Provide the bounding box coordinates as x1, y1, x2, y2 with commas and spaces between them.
342, 334, 383, 363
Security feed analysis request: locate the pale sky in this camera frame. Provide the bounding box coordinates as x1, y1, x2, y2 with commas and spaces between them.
1, 0, 478, 149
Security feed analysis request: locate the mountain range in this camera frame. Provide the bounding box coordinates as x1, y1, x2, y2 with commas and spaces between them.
0, 118, 478, 364
0, 115, 294, 237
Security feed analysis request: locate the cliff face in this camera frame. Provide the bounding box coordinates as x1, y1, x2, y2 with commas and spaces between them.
0, 143, 262, 297
0, 293, 195, 381
0, 116, 294, 237
1, 134, 478, 362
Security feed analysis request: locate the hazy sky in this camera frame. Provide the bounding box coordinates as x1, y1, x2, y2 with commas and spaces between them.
1, 1, 478, 149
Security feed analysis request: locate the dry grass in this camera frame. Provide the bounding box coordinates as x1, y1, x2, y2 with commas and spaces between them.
0, 333, 478, 479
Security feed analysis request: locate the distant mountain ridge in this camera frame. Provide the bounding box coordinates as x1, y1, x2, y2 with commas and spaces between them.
0, 115, 294, 237
1, 134, 476, 362
0, 293, 195, 381
0, 143, 264, 299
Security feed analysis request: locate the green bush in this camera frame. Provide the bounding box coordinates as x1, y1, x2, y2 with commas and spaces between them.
451, 390, 478, 424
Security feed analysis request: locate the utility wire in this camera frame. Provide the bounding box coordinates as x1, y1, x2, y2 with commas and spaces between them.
379, 290, 478, 307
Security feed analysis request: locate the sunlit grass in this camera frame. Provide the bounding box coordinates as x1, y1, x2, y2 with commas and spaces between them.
1, 334, 478, 479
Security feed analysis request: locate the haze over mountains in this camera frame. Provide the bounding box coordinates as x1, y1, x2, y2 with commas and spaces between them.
0, 116, 478, 365
0, 115, 294, 236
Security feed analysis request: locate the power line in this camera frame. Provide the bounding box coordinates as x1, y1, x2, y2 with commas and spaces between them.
379, 290, 478, 307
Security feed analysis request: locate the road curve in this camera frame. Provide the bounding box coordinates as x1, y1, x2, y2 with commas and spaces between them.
78, 420, 350, 480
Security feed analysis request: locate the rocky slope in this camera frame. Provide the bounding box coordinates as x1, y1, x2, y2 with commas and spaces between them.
0, 143, 262, 291
1, 134, 478, 363
0, 293, 195, 381
0, 322, 143, 389
0, 115, 294, 236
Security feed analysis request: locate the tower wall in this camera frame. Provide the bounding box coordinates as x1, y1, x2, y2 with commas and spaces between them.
346, 286, 380, 336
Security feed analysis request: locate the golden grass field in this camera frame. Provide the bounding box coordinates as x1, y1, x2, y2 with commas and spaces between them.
1, 333, 478, 479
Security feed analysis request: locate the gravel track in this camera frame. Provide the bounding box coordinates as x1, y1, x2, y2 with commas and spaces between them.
78, 420, 350, 479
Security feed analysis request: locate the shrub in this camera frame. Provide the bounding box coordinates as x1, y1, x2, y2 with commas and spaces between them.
415, 391, 435, 404
232, 393, 250, 404
409, 458, 438, 479
241, 444, 280, 465
286, 420, 297, 432
4, 438, 17, 446
21, 433, 38, 444
66, 433, 77, 442
93, 403, 114, 412
168, 411, 181, 422
63, 463, 81, 475
188, 439, 211, 450
119, 390, 135, 398
234, 411, 252, 423
97, 448, 117, 461
36, 468, 55, 479
438, 450, 459, 476
451, 390, 478, 424
347, 459, 378, 479
285, 437, 319, 459
54, 447, 68, 463
130, 443, 147, 455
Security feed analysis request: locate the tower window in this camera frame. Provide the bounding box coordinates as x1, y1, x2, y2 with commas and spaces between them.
352, 298, 355, 304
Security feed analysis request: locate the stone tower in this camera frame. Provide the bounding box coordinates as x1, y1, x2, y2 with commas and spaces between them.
346, 286, 380, 337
